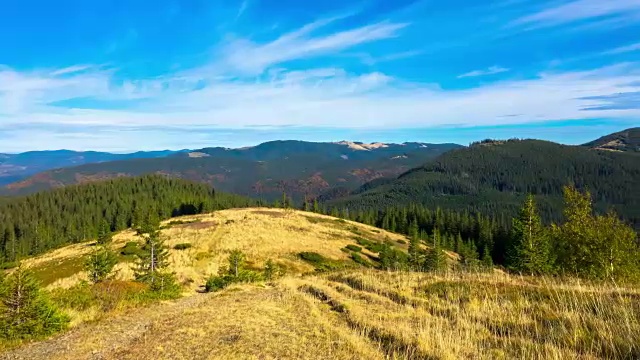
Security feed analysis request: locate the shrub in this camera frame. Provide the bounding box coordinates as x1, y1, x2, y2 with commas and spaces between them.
344, 245, 362, 253
298, 252, 347, 272
204, 250, 264, 293
351, 253, 371, 267
0, 261, 19, 270
298, 252, 326, 264
121, 242, 142, 256
263, 259, 285, 281
173, 243, 192, 250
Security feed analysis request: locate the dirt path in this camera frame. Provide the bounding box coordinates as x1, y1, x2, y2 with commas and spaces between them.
1, 293, 214, 360
1, 282, 384, 360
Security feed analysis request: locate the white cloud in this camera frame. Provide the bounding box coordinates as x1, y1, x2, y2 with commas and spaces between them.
220, 16, 408, 74
605, 42, 640, 54
457, 66, 510, 78
2, 62, 640, 134
511, 0, 640, 28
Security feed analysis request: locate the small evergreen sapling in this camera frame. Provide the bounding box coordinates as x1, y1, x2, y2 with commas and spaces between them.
85, 246, 118, 283
0, 266, 69, 339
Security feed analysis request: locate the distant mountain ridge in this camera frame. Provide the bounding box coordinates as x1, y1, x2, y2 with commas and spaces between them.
1, 140, 462, 200
0, 149, 183, 186
583, 127, 640, 153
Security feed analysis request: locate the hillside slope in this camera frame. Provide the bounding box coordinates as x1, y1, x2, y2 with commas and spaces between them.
329, 139, 640, 227
19, 208, 408, 291
583, 127, 640, 153
2, 209, 639, 359
1, 141, 462, 200
5, 271, 639, 359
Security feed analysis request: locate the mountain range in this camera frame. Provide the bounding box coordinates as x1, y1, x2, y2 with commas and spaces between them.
1, 128, 638, 229
0, 149, 182, 186
0, 141, 461, 199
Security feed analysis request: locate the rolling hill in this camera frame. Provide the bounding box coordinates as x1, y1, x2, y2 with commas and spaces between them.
0, 149, 182, 186
1, 141, 461, 201
2, 208, 638, 359
583, 127, 640, 153
329, 138, 640, 228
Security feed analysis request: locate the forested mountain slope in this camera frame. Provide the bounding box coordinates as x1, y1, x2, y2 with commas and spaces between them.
0, 175, 255, 262
329, 139, 640, 227
2, 141, 461, 201
583, 127, 640, 153
0, 149, 180, 186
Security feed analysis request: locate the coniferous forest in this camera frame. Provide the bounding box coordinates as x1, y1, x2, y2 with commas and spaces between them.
0, 175, 257, 263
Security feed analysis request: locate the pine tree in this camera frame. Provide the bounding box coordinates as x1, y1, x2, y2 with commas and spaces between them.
424, 229, 447, 272
508, 195, 552, 275
408, 236, 423, 271
0, 266, 69, 339
227, 250, 246, 277
481, 244, 494, 270
85, 246, 117, 283
263, 259, 283, 281
134, 213, 173, 291
96, 220, 113, 246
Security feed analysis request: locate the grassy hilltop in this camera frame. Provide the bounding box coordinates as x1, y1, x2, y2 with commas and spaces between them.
1, 208, 639, 359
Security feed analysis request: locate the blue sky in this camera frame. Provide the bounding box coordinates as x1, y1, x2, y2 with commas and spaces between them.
0, 0, 639, 152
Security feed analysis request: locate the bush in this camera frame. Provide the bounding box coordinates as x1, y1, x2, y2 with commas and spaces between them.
0, 261, 19, 270
298, 252, 348, 272
351, 253, 371, 267
173, 243, 192, 250
121, 242, 142, 256
355, 237, 385, 253
344, 245, 362, 253
299, 251, 326, 264
204, 250, 264, 292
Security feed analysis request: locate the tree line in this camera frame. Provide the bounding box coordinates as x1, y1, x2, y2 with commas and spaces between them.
0, 175, 258, 265
308, 186, 640, 281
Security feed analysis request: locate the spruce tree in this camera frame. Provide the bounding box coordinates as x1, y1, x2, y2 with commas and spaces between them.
481, 244, 494, 270
424, 229, 447, 272
0, 266, 69, 339
508, 195, 552, 275
96, 220, 113, 246
85, 246, 117, 283
227, 250, 246, 277
134, 213, 174, 291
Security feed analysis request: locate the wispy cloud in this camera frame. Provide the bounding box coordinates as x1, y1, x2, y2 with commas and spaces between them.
220, 16, 408, 74
457, 66, 510, 78
511, 0, 640, 28
235, 0, 249, 20
605, 42, 640, 55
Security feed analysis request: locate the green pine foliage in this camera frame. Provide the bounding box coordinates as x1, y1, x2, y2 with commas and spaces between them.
424, 230, 448, 272
0, 267, 69, 340
133, 214, 177, 293
0, 175, 256, 261
96, 220, 113, 246
205, 250, 264, 292
508, 195, 553, 275
85, 246, 118, 284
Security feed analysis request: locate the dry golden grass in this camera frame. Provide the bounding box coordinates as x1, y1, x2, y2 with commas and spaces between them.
6, 208, 638, 359
5, 269, 638, 360
23, 208, 404, 291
